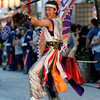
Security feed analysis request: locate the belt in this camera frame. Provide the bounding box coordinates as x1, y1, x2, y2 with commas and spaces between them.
45, 41, 62, 50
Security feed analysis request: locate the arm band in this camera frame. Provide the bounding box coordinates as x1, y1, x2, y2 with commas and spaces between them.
21, 10, 33, 21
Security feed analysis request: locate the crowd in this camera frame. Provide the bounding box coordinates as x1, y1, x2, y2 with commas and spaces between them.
0, 22, 40, 74
0, 18, 100, 88
62, 18, 100, 88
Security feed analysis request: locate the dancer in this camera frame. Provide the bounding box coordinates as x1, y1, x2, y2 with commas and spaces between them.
18, 0, 84, 100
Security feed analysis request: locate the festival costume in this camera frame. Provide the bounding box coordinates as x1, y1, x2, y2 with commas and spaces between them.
28, 17, 67, 99
65, 57, 85, 85
20, 0, 84, 100
29, 17, 84, 99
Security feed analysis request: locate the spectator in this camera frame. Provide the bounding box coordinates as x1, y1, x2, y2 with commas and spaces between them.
76, 24, 81, 34
30, 28, 40, 64
75, 26, 89, 60
62, 24, 76, 65
22, 22, 33, 74
90, 31, 100, 88
86, 19, 100, 48
86, 18, 100, 83
67, 24, 76, 50
6, 30, 16, 71
13, 34, 23, 72
30, 24, 37, 39
21, 29, 25, 43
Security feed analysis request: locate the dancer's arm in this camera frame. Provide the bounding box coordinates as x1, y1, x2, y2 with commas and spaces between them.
20, 2, 52, 28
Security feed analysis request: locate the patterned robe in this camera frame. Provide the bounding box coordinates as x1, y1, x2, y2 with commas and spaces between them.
29, 17, 68, 99
0, 22, 11, 43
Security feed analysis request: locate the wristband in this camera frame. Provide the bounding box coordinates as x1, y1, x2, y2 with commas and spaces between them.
21, 10, 33, 21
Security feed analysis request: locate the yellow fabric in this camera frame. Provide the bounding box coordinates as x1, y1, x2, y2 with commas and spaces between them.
52, 50, 67, 94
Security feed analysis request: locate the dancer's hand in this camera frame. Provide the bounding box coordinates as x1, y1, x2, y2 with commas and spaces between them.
20, 1, 28, 12
8, 11, 17, 22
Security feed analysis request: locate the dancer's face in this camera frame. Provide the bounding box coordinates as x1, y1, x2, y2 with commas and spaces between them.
45, 7, 57, 19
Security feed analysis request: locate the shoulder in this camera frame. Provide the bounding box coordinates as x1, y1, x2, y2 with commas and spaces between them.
11, 31, 15, 34
27, 29, 32, 33
50, 17, 62, 23
86, 28, 96, 39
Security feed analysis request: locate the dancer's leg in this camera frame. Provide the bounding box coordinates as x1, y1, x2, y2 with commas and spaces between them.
29, 49, 53, 99
29, 55, 47, 99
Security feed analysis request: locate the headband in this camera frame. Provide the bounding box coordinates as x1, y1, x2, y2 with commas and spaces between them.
45, 4, 56, 9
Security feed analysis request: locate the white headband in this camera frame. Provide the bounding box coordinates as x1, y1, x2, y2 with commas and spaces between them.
45, 4, 56, 9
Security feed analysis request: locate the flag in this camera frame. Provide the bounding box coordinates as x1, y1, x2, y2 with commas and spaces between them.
37, 0, 77, 58
58, 0, 77, 52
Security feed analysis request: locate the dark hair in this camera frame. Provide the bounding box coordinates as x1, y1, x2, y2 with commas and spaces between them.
71, 24, 76, 32
17, 34, 22, 39
30, 24, 35, 30
76, 24, 81, 31
45, 1, 59, 15
23, 22, 29, 29
91, 18, 98, 27
80, 26, 89, 36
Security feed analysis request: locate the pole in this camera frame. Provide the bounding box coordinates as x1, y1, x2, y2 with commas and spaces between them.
11, 0, 40, 10
28, 0, 31, 15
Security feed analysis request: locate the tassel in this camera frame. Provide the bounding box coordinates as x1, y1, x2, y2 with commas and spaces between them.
52, 50, 67, 94
73, 57, 85, 85
67, 57, 73, 76
59, 57, 84, 96
43, 69, 48, 82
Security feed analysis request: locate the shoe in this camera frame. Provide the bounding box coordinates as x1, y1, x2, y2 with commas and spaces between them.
23, 71, 28, 74
7, 68, 13, 71
96, 80, 100, 84
17, 70, 22, 72
94, 84, 100, 89
3, 67, 6, 71
89, 80, 95, 83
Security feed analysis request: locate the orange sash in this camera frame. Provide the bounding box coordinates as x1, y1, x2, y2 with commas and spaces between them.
52, 50, 67, 94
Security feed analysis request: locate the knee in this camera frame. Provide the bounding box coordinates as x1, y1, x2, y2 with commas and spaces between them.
28, 67, 36, 77
28, 69, 33, 76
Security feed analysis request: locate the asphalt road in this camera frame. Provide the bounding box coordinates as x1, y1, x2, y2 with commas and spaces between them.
0, 67, 100, 100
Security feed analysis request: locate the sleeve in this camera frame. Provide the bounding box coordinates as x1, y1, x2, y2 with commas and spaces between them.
86, 30, 94, 40
10, 32, 15, 48
67, 34, 72, 44
34, 36, 39, 46
97, 31, 100, 39
26, 31, 32, 41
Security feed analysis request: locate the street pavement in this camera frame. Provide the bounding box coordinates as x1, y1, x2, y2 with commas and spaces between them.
0, 67, 100, 100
